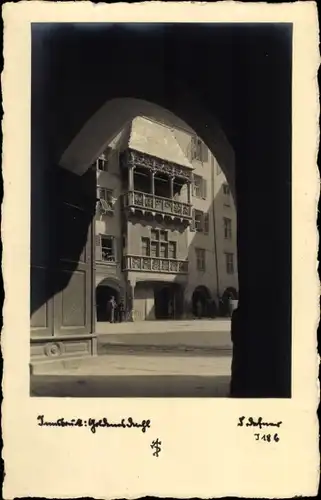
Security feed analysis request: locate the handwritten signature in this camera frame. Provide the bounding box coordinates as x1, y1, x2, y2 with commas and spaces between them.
237, 416, 282, 429
37, 415, 151, 434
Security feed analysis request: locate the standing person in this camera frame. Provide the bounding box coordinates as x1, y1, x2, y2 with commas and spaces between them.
118, 298, 125, 323
107, 296, 117, 323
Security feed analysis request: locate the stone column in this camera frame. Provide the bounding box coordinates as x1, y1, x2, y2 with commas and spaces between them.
150, 170, 155, 196
128, 280, 136, 322
129, 165, 135, 192
169, 175, 174, 199
187, 181, 192, 204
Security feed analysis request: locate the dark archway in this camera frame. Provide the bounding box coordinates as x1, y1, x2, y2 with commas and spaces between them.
220, 287, 239, 317
30, 23, 292, 397
154, 283, 183, 320
222, 287, 238, 300
192, 286, 212, 319
96, 284, 120, 322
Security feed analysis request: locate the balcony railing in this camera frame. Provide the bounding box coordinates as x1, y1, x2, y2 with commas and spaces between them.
123, 191, 192, 219
123, 255, 189, 274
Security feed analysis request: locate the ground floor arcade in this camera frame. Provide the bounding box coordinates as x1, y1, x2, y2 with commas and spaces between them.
95, 277, 238, 322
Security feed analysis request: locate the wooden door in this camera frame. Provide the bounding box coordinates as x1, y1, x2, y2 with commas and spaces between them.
52, 166, 96, 337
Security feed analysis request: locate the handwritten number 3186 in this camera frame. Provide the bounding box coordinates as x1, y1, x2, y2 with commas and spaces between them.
255, 433, 280, 442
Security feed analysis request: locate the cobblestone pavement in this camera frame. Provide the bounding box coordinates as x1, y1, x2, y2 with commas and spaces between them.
30, 352, 232, 398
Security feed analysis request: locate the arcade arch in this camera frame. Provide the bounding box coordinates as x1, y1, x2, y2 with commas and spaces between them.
58, 97, 236, 200
192, 285, 212, 318
95, 278, 123, 322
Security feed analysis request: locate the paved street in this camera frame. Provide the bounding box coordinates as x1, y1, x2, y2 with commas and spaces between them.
97, 319, 232, 351
31, 320, 232, 397
30, 351, 232, 398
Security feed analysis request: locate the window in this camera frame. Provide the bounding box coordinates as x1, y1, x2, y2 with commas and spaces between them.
160, 242, 168, 258
96, 234, 116, 262
141, 237, 149, 256
141, 231, 176, 260
168, 241, 177, 259
192, 175, 207, 199
195, 210, 204, 232
225, 253, 234, 274
223, 217, 232, 239
160, 230, 168, 242
196, 248, 206, 272
204, 213, 210, 234
191, 209, 209, 233
151, 229, 159, 240
97, 187, 115, 213
151, 241, 158, 257
191, 137, 203, 161
223, 183, 231, 196
191, 136, 208, 162
96, 147, 112, 172
192, 174, 202, 197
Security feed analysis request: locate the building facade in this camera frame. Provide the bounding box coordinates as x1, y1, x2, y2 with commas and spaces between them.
94, 117, 238, 321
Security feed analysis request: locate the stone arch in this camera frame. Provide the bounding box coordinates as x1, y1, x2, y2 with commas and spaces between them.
96, 276, 123, 293
192, 285, 212, 318
220, 287, 239, 317
95, 278, 123, 322
58, 97, 235, 199
222, 286, 238, 300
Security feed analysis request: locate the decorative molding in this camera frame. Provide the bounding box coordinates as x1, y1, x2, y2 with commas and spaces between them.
44, 342, 64, 357
123, 191, 192, 221
123, 255, 188, 274
121, 149, 193, 181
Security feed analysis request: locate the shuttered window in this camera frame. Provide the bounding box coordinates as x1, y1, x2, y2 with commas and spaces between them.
95, 234, 116, 262
204, 213, 209, 234
190, 136, 208, 162
201, 142, 208, 162
223, 218, 232, 240
196, 248, 206, 271
195, 210, 203, 232
192, 175, 207, 199
191, 210, 209, 234
225, 253, 234, 274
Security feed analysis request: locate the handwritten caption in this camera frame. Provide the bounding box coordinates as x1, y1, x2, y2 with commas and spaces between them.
37, 415, 160, 456
237, 416, 282, 443
37, 415, 151, 434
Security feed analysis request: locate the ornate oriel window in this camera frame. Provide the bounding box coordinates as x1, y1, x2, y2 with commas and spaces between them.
140, 230, 177, 260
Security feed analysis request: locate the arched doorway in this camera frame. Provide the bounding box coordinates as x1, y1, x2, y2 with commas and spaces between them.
192, 286, 212, 319
96, 284, 120, 322
154, 283, 183, 320
220, 287, 238, 317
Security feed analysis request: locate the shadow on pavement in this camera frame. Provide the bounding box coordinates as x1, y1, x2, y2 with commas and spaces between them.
30, 375, 231, 398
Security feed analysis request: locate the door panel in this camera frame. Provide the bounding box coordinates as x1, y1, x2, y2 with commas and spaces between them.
53, 167, 95, 336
